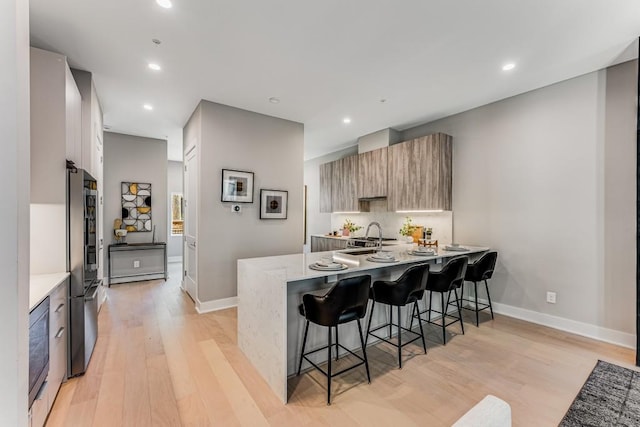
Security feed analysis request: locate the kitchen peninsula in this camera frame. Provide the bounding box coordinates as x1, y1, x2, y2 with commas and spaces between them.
237, 243, 488, 403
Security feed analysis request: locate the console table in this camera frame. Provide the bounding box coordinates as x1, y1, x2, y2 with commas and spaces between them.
108, 243, 167, 285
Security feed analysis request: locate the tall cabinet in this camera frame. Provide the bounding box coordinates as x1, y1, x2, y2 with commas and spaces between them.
387, 133, 452, 211
72, 69, 105, 307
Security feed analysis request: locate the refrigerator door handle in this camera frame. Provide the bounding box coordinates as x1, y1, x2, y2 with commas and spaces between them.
85, 285, 99, 302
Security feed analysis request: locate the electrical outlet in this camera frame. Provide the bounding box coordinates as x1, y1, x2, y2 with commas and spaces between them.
546, 291, 556, 304
133, 260, 140, 268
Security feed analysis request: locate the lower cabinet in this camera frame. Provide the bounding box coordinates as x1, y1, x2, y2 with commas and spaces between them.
30, 278, 68, 427
310, 236, 348, 252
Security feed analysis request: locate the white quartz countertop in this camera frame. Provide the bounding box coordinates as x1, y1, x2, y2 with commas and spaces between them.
238, 244, 489, 282
30, 272, 70, 311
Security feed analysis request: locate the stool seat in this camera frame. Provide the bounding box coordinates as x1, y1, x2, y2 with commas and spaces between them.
297, 274, 372, 405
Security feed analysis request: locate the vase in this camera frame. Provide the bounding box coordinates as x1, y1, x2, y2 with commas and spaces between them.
342, 228, 350, 237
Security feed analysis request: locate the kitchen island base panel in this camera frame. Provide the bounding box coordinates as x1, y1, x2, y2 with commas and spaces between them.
238, 262, 288, 402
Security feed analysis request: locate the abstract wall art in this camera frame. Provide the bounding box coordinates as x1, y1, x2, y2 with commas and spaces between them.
121, 182, 152, 232
260, 189, 288, 219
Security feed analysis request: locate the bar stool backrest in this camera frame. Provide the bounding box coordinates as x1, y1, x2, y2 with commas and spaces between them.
302, 275, 372, 327
427, 256, 468, 293
466, 251, 498, 282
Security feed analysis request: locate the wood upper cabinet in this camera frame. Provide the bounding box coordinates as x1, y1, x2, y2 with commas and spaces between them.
388, 133, 452, 211
331, 155, 359, 212
319, 162, 333, 213
358, 147, 387, 199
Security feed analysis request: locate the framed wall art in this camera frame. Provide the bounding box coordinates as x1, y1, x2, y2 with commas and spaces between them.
221, 169, 254, 203
260, 189, 288, 220
121, 182, 152, 232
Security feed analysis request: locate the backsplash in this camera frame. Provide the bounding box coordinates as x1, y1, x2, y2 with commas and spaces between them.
330, 200, 454, 244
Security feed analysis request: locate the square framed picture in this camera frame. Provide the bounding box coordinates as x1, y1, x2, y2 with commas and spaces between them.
260, 189, 288, 219
221, 169, 254, 203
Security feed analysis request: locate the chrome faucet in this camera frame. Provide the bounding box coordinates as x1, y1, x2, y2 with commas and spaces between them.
364, 222, 383, 249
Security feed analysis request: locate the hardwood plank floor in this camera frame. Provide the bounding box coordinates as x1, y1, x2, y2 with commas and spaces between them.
47, 263, 635, 426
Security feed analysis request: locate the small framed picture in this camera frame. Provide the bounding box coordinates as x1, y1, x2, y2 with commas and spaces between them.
260, 189, 288, 219
221, 169, 254, 203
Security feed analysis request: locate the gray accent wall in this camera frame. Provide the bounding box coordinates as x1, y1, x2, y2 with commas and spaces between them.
103, 132, 168, 273
167, 160, 183, 260
184, 100, 304, 303
401, 60, 637, 338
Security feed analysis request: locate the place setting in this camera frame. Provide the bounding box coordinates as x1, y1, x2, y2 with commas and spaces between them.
366, 250, 398, 263
408, 245, 437, 257
308, 257, 348, 271
442, 243, 469, 252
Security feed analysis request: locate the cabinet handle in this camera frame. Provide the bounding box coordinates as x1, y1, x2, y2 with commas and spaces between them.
55, 303, 65, 313
55, 327, 65, 339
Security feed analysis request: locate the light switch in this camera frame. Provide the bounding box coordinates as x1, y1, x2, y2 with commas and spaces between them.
133, 260, 140, 268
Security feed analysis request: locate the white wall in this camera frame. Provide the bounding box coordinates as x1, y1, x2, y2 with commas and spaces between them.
185, 100, 304, 304
167, 160, 183, 260
401, 61, 637, 345
103, 132, 168, 271
0, 0, 30, 423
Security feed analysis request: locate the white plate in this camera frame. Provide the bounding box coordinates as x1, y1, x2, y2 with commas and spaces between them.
366, 256, 397, 263
309, 263, 348, 271
443, 246, 468, 252
409, 250, 435, 256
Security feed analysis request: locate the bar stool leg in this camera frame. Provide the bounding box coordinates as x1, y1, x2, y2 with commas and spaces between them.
474, 281, 479, 326
397, 305, 402, 369
335, 326, 339, 361
388, 304, 393, 338
365, 300, 375, 346
327, 327, 332, 405
441, 292, 446, 345
454, 287, 464, 335
297, 320, 310, 375
485, 279, 494, 319
356, 319, 371, 383
428, 291, 433, 322
414, 301, 426, 353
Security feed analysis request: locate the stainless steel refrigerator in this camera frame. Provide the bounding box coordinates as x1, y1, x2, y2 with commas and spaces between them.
67, 165, 100, 377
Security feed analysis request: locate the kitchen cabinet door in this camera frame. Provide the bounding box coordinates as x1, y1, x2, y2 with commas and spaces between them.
47, 278, 68, 411
331, 155, 359, 212
319, 162, 332, 213
358, 147, 387, 199
388, 133, 452, 211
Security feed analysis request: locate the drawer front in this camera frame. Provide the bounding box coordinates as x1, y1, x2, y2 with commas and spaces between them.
48, 279, 68, 409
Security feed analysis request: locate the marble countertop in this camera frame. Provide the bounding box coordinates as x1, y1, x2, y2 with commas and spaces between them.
238, 244, 489, 282
30, 272, 70, 311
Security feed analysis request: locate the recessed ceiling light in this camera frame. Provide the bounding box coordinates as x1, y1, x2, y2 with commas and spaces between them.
143, 104, 153, 111
380, 99, 387, 103
343, 117, 351, 124
152, 38, 162, 45
148, 63, 161, 71
156, 0, 172, 9
502, 63, 516, 71
269, 97, 280, 104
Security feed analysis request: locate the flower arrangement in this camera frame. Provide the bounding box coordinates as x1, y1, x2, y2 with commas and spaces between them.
342, 219, 362, 233
399, 217, 418, 237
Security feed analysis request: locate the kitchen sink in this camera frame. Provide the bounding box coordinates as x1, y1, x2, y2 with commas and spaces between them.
340, 249, 382, 255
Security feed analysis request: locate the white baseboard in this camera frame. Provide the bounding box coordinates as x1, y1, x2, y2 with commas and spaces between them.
168, 256, 182, 263
491, 301, 635, 349
196, 296, 238, 314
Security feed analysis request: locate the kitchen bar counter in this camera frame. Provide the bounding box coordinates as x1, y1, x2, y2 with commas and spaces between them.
237, 243, 488, 403
30, 272, 70, 311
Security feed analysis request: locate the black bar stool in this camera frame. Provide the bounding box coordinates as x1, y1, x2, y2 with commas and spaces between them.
296, 275, 371, 405
461, 251, 498, 326
415, 256, 468, 345
365, 263, 429, 369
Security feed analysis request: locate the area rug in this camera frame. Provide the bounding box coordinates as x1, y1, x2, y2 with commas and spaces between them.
560, 360, 640, 426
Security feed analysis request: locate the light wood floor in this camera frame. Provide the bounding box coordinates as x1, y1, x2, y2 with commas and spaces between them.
46, 263, 635, 426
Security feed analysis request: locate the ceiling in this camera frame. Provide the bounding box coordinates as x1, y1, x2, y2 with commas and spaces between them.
29, 1, 640, 161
